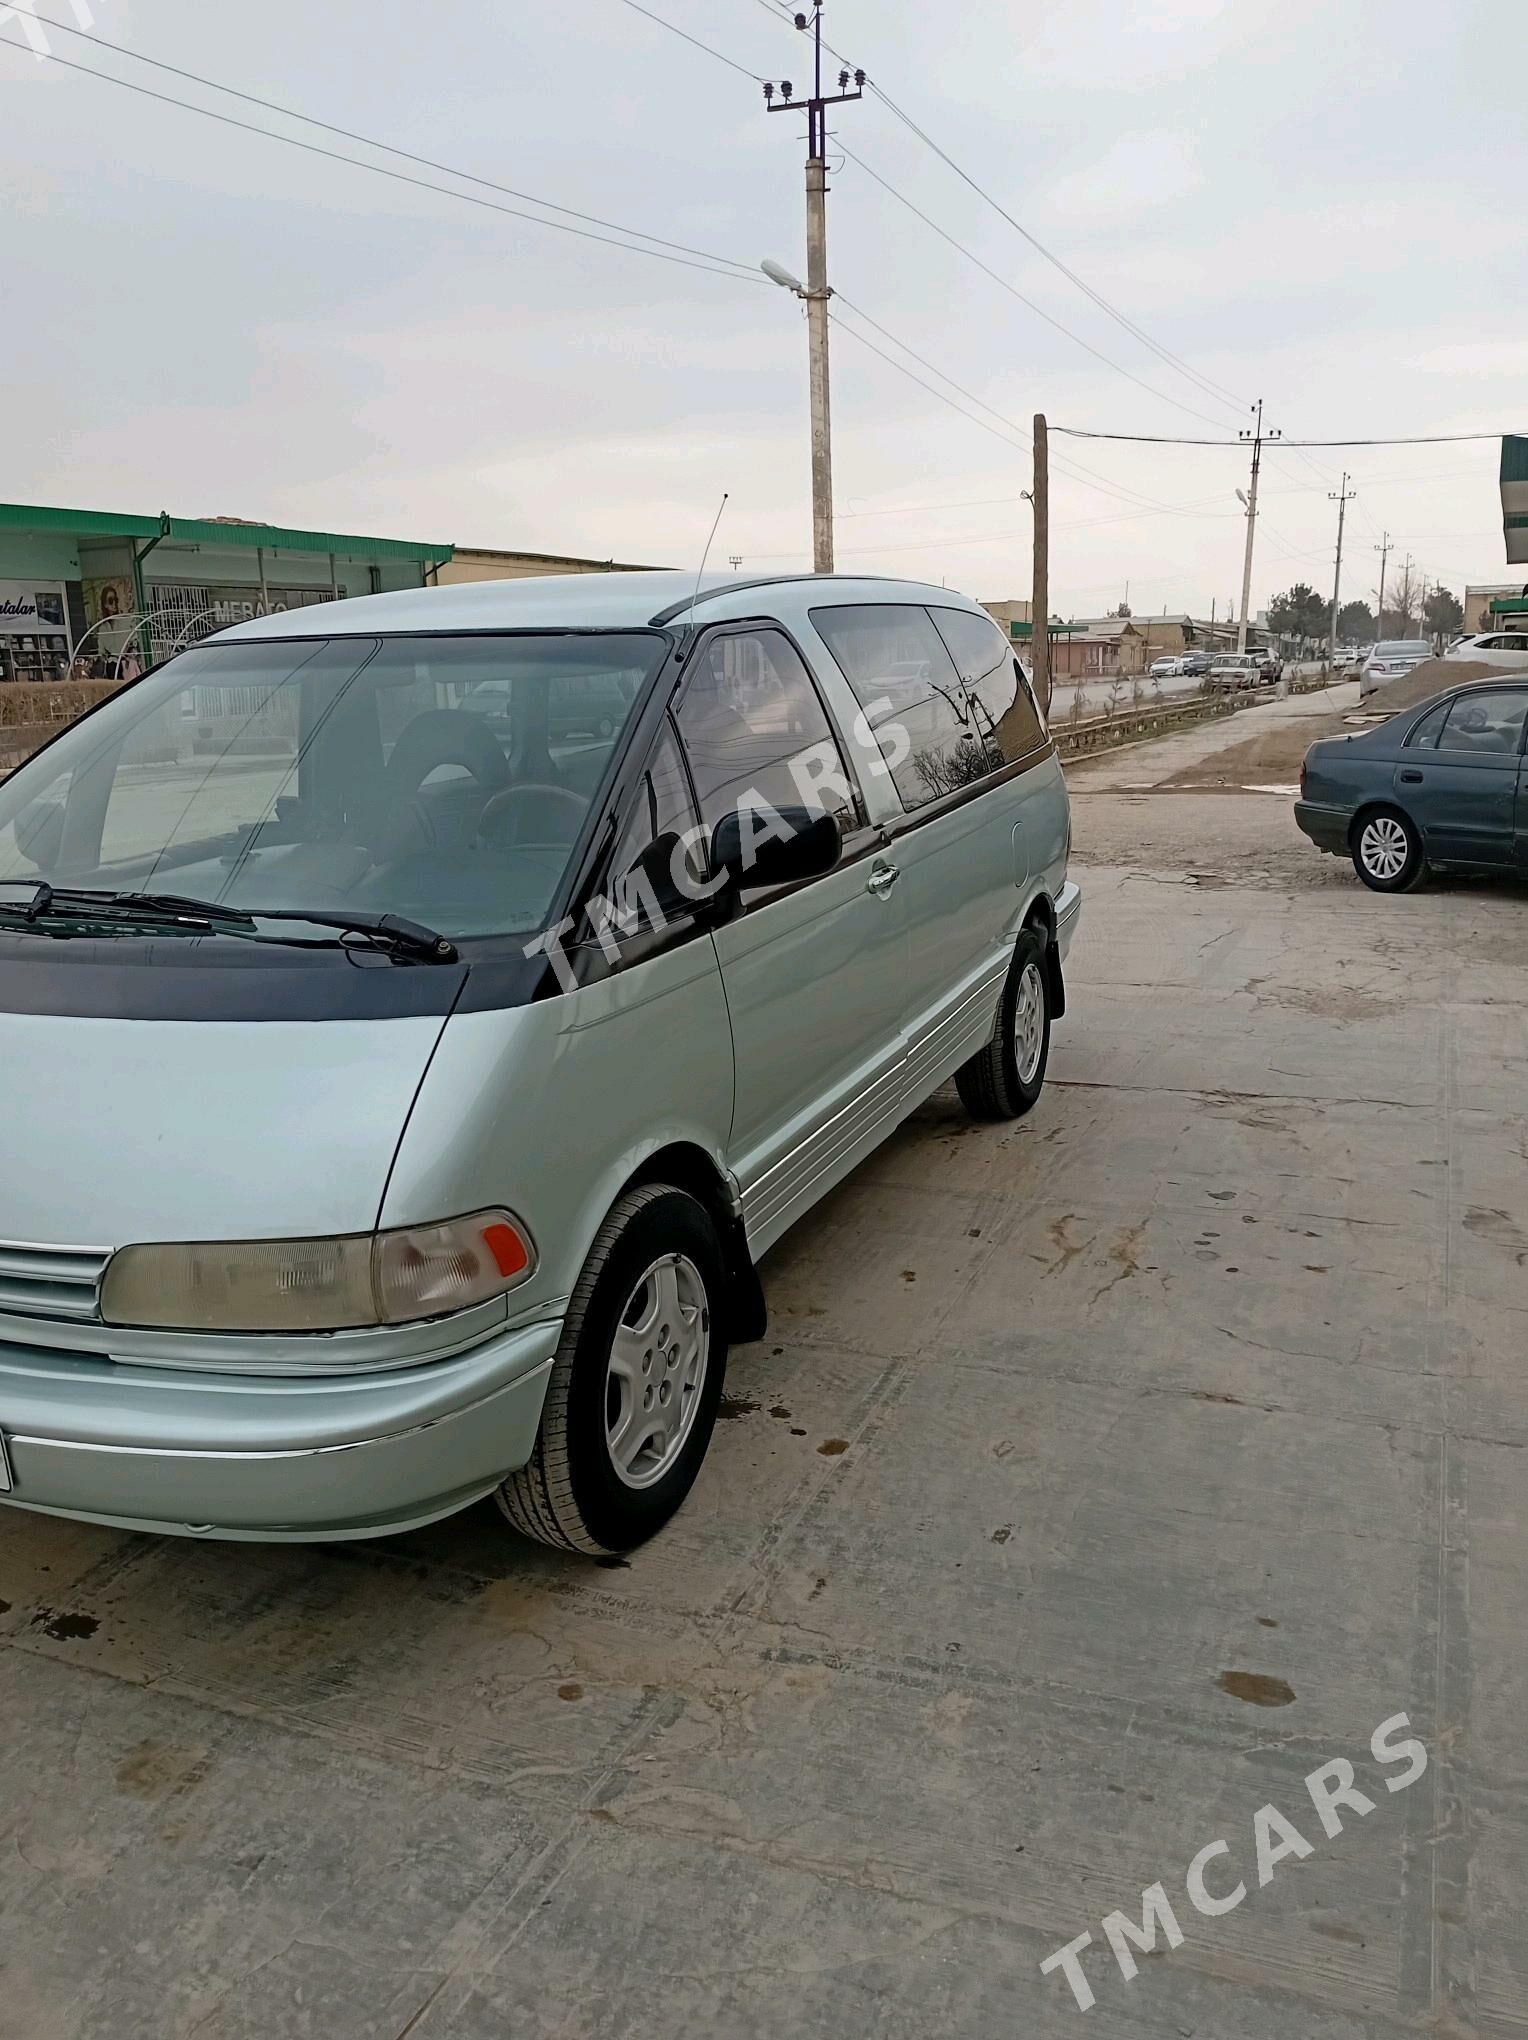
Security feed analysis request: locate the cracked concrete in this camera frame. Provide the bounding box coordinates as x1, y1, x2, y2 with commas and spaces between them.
1, 692, 1526, 2036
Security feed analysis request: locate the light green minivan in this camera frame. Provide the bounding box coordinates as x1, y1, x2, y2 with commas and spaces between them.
0, 571, 1078, 1553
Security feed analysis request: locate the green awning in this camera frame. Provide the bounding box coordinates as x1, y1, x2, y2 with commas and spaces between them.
1008, 620, 1085, 639
0, 501, 454, 565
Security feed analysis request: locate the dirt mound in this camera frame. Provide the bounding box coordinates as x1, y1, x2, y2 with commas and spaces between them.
1155, 713, 1350, 791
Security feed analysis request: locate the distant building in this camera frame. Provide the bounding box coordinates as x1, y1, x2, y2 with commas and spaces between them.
0, 506, 678, 681
1464, 581, 1528, 632
433, 545, 667, 586
980, 597, 1033, 637
0, 500, 451, 680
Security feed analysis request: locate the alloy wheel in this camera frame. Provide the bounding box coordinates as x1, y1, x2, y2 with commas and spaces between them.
605, 1253, 710, 1489
1359, 815, 1409, 881
1013, 960, 1046, 1085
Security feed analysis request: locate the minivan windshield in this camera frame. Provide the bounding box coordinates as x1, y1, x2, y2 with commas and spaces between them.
0, 631, 665, 943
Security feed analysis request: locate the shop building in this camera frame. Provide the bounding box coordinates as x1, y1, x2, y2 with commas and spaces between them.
0, 502, 454, 680
432, 544, 663, 585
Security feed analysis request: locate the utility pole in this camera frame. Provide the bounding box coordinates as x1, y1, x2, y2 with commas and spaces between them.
1236, 400, 1280, 653
1326, 473, 1356, 669
1031, 413, 1051, 711
1373, 531, 1391, 640
763, 5, 864, 574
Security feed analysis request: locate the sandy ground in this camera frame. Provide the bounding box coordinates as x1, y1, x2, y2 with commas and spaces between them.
2, 690, 1527, 2036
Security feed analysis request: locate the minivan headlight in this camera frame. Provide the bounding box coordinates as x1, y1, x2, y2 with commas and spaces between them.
100, 1210, 535, 1333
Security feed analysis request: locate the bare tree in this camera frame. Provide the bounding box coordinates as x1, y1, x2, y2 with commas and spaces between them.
1383, 557, 1423, 637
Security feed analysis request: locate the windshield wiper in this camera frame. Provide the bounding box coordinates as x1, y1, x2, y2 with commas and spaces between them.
242, 909, 459, 964
0, 886, 458, 962
0, 883, 258, 928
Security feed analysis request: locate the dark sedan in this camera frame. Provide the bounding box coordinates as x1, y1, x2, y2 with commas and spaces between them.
1296, 678, 1528, 892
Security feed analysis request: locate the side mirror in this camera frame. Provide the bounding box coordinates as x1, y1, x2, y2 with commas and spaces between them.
708, 804, 841, 892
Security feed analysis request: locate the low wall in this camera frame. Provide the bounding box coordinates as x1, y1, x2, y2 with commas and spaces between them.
0, 681, 122, 772
1054, 668, 1331, 761
1057, 694, 1233, 758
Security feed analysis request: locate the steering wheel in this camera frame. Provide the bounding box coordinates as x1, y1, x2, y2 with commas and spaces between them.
474, 784, 588, 850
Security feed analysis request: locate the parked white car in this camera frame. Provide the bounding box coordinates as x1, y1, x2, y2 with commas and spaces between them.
1148, 654, 1187, 679
1206, 653, 1262, 691
1358, 640, 1435, 701
1443, 631, 1528, 672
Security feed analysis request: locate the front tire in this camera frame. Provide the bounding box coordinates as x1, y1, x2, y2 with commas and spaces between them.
954, 926, 1052, 1121
1351, 807, 1424, 893
498, 1185, 727, 1554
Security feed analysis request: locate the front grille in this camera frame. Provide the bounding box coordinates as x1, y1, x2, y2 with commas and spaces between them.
0, 1241, 109, 1322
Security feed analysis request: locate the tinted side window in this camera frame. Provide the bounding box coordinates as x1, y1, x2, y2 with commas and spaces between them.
811, 603, 987, 810
929, 606, 1046, 766
1405, 702, 1448, 748
675, 628, 856, 894
1438, 691, 1528, 756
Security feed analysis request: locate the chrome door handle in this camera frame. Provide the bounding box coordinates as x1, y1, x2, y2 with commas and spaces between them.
866, 861, 900, 897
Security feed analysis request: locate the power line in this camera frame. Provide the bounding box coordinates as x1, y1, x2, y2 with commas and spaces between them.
1054, 426, 1517, 447
619, 0, 1236, 436
864, 86, 1248, 417
743, 0, 1250, 418
833, 298, 1229, 518
614, 0, 764, 81
839, 146, 1230, 430
839, 491, 1032, 519
745, 492, 1241, 559
5, 17, 764, 283
827, 313, 1031, 456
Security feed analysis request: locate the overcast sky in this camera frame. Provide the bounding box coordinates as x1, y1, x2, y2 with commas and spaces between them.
5, 0, 1523, 616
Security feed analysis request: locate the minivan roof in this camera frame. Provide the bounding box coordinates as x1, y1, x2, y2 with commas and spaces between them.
209, 569, 992, 643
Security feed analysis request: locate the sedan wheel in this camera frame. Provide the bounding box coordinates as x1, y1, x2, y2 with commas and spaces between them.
1352, 808, 1423, 894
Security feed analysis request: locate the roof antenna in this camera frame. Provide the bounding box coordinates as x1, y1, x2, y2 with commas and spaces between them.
688, 492, 729, 627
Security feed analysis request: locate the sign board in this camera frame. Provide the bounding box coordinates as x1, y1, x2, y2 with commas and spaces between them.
1503, 437, 1528, 566
0, 578, 68, 636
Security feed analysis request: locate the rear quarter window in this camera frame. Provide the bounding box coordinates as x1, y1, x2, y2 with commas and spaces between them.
1405, 702, 1448, 747
928, 606, 1048, 763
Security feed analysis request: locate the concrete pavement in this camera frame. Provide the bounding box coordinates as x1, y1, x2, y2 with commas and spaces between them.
1, 690, 1525, 2037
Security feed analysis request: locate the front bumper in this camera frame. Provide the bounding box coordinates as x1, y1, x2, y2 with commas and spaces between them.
0, 1317, 560, 1541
